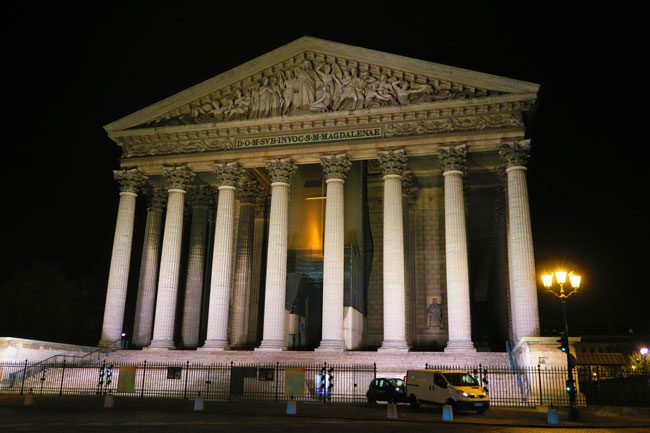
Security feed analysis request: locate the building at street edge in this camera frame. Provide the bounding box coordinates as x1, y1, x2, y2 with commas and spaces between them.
99, 37, 565, 368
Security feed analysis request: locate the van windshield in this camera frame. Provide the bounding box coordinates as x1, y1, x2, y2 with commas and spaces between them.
443, 373, 479, 387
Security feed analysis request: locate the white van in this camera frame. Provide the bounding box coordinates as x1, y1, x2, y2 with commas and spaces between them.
405, 369, 490, 413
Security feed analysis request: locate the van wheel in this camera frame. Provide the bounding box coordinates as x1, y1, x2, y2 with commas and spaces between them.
409, 394, 420, 409
476, 408, 487, 415
367, 396, 376, 405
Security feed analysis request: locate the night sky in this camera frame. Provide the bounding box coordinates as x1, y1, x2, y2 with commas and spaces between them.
2, 4, 647, 346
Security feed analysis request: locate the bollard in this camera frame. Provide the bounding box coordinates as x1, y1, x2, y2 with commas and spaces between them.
193, 394, 204, 412
286, 397, 297, 415
442, 404, 453, 421
24, 389, 35, 407
386, 402, 398, 419
547, 405, 558, 425
104, 394, 115, 408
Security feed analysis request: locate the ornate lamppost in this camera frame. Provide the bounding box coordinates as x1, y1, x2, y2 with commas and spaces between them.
541, 269, 582, 421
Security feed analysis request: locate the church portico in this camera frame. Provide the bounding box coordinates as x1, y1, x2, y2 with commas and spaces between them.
100, 37, 545, 365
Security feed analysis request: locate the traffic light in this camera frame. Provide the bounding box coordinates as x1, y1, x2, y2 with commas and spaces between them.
565, 379, 575, 394
556, 333, 569, 353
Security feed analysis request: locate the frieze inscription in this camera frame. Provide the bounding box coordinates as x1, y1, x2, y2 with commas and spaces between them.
234, 127, 382, 148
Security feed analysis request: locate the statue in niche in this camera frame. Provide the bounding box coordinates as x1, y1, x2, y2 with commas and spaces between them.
426, 297, 443, 329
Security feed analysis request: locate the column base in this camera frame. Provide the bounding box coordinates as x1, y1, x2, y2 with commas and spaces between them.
255, 339, 285, 351
378, 340, 410, 353
144, 339, 175, 350
200, 339, 229, 350
315, 339, 346, 352
444, 340, 476, 353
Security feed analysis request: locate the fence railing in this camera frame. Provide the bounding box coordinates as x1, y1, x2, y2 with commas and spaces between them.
425, 363, 650, 408
2, 360, 647, 407
0, 360, 376, 403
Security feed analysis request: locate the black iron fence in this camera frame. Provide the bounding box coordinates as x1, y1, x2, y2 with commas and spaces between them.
0, 360, 375, 403
2, 360, 648, 407
425, 363, 650, 408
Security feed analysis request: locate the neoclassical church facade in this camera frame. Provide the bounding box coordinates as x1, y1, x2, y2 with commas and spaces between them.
100, 37, 541, 356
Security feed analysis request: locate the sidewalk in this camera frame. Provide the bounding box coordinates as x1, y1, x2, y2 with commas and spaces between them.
2, 394, 649, 428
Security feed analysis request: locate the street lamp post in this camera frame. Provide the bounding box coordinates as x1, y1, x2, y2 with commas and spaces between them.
541, 269, 582, 421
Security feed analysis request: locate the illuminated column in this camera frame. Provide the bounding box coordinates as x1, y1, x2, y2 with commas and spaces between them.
180, 186, 214, 348
229, 177, 260, 348
247, 192, 267, 345
132, 187, 166, 347
402, 171, 419, 347
499, 139, 540, 341
377, 149, 409, 352
317, 154, 352, 351
148, 165, 195, 349
439, 145, 475, 352
257, 158, 296, 351
99, 168, 147, 346
202, 162, 244, 349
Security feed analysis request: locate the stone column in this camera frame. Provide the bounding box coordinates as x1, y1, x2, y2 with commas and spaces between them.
99, 169, 147, 346
132, 187, 166, 347
257, 158, 296, 351
438, 145, 476, 352
377, 150, 409, 352
499, 140, 540, 341
317, 154, 352, 351
247, 193, 267, 345
402, 172, 419, 347
180, 186, 214, 348
202, 162, 244, 349
148, 165, 195, 349
229, 177, 260, 348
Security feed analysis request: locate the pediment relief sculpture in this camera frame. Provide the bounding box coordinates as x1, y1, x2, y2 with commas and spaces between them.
138, 56, 498, 128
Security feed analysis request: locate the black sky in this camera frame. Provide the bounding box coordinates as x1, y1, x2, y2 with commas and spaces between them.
2, 3, 647, 344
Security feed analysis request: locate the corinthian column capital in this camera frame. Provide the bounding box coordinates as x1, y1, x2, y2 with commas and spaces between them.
438, 145, 468, 173
213, 162, 244, 187
499, 139, 531, 168
163, 165, 195, 191
377, 149, 407, 176
265, 158, 297, 184
402, 171, 419, 205
188, 185, 215, 208
239, 176, 261, 204
320, 154, 352, 180
114, 168, 147, 194
143, 187, 167, 209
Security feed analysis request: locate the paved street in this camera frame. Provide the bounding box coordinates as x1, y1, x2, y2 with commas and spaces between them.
1, 395, 649, 432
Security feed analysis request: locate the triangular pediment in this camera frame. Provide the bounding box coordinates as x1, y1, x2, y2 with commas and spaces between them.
105, 36, 538, 133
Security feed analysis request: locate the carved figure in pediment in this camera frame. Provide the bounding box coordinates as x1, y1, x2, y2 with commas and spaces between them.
279, 70, 295, 115
408, 82, 434, 104
249, 81, 262, 119
256, 77, 275, 118
364, 74, 396, 108
333, 67, 365, 111
223, 89, 251, 120
292, 61, 318, 112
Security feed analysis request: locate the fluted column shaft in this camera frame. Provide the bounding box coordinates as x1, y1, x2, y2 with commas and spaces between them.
132, 189, 165, 347
148, 166, 194, 349
257, 159, 296, 351
230, 179, 258, 348
438, 146, 475, 352
202, 163, 243, 349
442, 170, 475, 351
180, 187, 212, 348
501, 140, 540, 340
377, 150, 408, 352
317, 154, 351, 351
247, 198, 266, 345
100, 169, 146, 346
